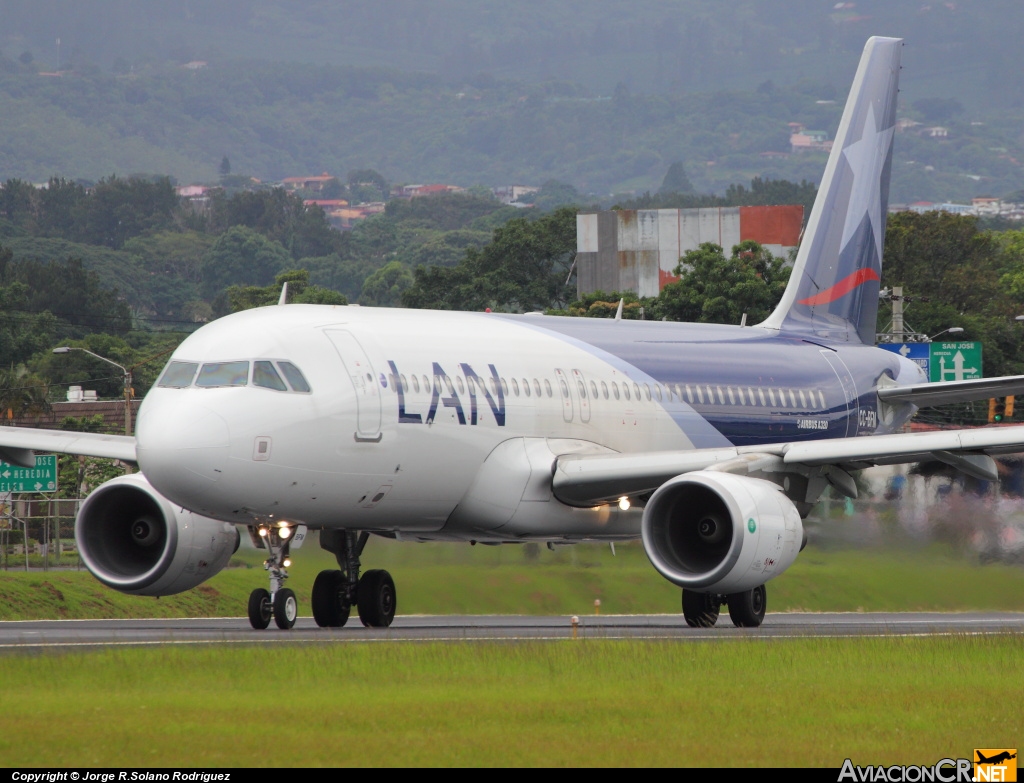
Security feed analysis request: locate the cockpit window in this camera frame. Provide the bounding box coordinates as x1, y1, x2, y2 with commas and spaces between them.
277, 361, 311, 393
253, 361, 288, 391
157, 361, 199, 388
196, 361, 249, 388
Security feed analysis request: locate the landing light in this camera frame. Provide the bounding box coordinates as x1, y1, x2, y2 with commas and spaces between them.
279, 525, 292, 539
258, 527, 268, 537
282, 558, 292, 568
618, 496, 631, 511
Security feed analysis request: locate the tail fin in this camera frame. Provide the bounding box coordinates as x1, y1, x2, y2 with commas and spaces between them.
759, 36, 902, 344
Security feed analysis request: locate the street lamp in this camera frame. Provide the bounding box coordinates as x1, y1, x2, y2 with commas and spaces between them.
52, 347, 133, 437
927, 327, 964, 341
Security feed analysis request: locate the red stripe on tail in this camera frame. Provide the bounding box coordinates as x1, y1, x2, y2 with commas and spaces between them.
798, 268, 880, 306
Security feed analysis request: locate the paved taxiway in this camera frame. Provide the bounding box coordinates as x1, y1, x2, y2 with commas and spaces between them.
1, 612, 1022, 648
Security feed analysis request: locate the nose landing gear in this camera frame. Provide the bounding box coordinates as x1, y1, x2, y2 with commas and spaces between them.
247, 524, 300, 630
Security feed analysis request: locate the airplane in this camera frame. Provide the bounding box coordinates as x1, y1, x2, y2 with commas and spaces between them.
976, 752, 1017, 766
5, 35, 1024, 631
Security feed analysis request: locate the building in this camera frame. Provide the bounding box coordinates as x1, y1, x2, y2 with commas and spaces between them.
392, 184, 466, 199
281, 174, 336, 192
575, 206, 803, 299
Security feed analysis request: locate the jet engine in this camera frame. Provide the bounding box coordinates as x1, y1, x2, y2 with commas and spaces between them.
641, 471, 802, 594
76, 473, 240, 596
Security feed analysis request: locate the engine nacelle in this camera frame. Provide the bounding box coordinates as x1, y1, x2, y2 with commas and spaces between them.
76, 473, 240, 597
641, 471, 803, 594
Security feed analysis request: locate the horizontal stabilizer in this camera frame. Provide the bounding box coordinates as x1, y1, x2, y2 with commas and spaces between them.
878, 375, 1024, 407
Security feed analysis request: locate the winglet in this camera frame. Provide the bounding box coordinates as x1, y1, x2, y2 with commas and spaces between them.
759, 36, 903, 344
614, 298, 624, 321
278, 282, 289, 306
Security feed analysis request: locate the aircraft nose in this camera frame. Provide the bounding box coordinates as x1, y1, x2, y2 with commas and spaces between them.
135, 399, 231, 505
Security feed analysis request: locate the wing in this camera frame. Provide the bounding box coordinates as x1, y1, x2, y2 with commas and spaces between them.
878, 374, 1024, 407
0, 427, 136, 468
552, 424, 1024, 506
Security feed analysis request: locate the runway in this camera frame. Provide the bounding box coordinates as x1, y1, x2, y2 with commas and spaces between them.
1, 612, 1023, 649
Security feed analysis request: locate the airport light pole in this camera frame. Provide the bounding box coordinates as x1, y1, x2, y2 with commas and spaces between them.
926, 326, 964, 342
52, 347, 133, 436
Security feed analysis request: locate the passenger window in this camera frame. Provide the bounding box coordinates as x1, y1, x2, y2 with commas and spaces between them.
577, 380, 587, 399
412, 375, 420, 393
457, 376, 465, 394
534, 379, 542, 397
799, 389, 807, 408
277, 362, 311, 393
789, 390, 797, 407
612, 382, 620, 400
422, 375, 430, 393
559, 379, 570, 398
400, 374, 408, 392
736, 388, 745, 405
633, 383, 641, 401
748, 387, 756, 404
196, 361, 249, 388
727, 387, 735, 405
654, 384, 662, 402
157, 361, 199, 388
444, 376, 455, 395
500, 378, 508, 395
716, 386, 725, 405
601, 381, 609, 400
544, 379, 553, 397
818, 390, 827, 408
695, 386, 704, 404
253, 361, 288, 391
758, 388, 767, 406
522, 378, 530, 397
643, 383, 651, 401
490, 377, 500, 396
590, 380, 599, 399
768, 388, 777, 406
685, 385, 694, 404
623, 383, 631, 401
511, 378, 520, 396
434, 375, 442, 393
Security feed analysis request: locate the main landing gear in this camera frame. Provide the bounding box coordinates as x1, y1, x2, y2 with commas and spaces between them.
312, 529, 396, 628
681, 585, 767, 628
247, 525, 299, 630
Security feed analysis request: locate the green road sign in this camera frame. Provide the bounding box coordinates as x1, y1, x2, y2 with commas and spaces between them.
0, 454, 58, 493
929, 341, 982, 383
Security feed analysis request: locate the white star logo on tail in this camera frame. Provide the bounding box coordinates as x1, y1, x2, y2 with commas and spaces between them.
839, 103, 894, 263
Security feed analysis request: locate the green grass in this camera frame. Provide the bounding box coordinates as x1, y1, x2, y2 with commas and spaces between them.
0, 637, 1020, 767
3, 540, 1024, 620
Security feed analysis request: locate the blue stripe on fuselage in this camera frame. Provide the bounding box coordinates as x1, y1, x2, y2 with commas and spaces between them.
495, 315, 899, 447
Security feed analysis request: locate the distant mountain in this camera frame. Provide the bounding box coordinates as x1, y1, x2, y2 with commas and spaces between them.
0, 1, 1021, 201
2, 0, 1022, 109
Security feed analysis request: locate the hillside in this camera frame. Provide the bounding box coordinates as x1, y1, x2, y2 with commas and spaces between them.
0, 56, 1021, 203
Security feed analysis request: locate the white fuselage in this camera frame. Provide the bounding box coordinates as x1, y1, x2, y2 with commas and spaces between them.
135, 305, 703, 542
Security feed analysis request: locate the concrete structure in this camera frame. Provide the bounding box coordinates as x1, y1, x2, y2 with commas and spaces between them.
575, 205, 803, 299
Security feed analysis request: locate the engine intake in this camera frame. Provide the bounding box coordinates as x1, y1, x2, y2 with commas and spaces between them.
76, 473, 240, 596
641, 471, 802, 594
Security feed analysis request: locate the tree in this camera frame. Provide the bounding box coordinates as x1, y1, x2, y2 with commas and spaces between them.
659, 161, 694, 195
219, 156, 232, 178
657, 241, 790, 324
402, 207, 577, 312
220, 269, 347, 314
201, 226, 292, 299
360, 261, 413, 306
884, 211, 1005, 314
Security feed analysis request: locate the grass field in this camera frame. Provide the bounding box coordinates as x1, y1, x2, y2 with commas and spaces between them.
3, 538, 1024, 620
1, 636, 1020, 767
